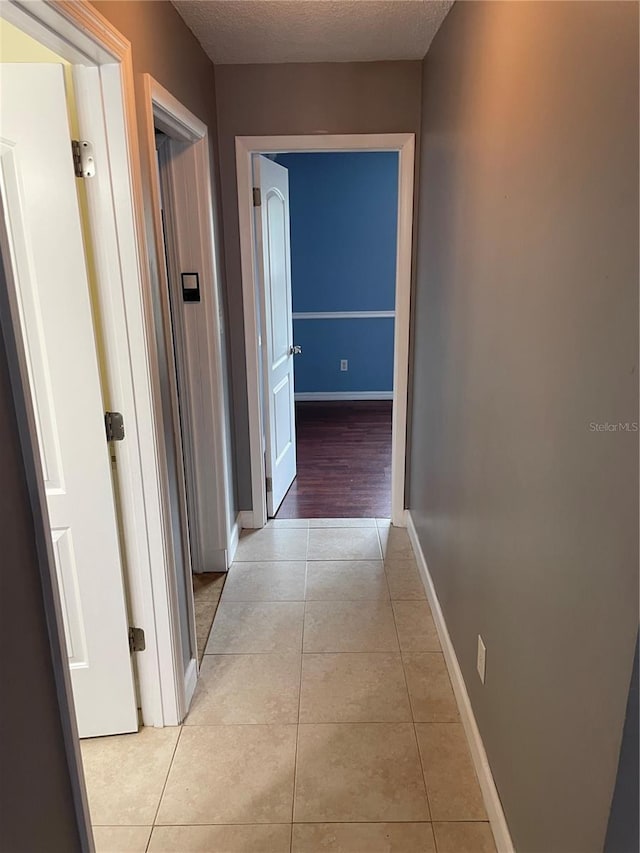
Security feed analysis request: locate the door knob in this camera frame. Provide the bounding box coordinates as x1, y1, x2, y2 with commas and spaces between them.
289, 345, 302, 355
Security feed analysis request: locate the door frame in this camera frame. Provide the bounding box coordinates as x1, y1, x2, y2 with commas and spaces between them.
0, 0, 193, 736
143, 74, 234, 572
236, 134, 415, 528
142, 74, 234, 702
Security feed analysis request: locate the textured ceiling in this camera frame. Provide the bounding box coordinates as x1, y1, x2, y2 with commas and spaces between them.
171, 0, 454, 65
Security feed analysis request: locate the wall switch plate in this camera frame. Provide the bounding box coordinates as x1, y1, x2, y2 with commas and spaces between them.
477, 635, 486, 684
340, 359, 348, 371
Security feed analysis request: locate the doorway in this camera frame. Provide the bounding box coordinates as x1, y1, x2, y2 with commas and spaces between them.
236, 134, 415, 528
0, 3, 230, 747
144, 75, 233, 664
270, 151, 397, 519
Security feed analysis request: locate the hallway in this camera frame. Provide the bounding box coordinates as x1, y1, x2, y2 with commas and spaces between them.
82, 520, 495, 853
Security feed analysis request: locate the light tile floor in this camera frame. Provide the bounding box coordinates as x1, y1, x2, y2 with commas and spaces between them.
82, 520, 496, 853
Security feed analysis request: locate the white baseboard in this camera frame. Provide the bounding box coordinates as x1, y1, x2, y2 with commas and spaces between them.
295, 391, 394, 402
183, 657, 198, 716
193, 549, 227, 573
238, 510, 258, 529
226, 514, 241, 566
405, 510, 514, 853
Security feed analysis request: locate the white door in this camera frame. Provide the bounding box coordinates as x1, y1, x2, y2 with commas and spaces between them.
0, 64, 138, 737
254, 155, 297, 516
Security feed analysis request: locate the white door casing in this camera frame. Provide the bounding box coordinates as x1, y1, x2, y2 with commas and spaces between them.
254, 155, 297, 516
236, 135, 415, 529
0, 63, 138, 737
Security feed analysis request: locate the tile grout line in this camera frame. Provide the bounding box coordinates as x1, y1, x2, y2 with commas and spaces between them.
135, 820, 478, 826
412, 716, 436, 838
178, 720, 462, 728
386, 528, 436, 832
397, 533, 437, 849
147, 724, 184, 848
397, 618, 438, 848
206, 649, 420, 662
375, 519, 383, 562
289, 531, 310, 852
386, 534, 437, 841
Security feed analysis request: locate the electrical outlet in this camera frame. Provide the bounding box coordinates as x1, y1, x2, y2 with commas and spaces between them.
477, 635, 486, 684
340, 359, 348, 372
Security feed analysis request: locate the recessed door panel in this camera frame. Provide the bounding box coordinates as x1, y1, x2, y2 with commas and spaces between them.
51, 528, 88, 668
273, 374, 294, 464
0, 148, 66, 494
266, 189, 289, 366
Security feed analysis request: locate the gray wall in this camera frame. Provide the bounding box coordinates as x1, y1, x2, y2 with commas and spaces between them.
214, 61, 422, 508
408, 2, 639, 852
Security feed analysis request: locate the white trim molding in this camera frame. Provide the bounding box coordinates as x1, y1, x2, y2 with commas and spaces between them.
183, 657, 198, 712
236, 133, 414, 529
144, 74, 231, 576
405, 511, 515, 853
292, 310, 395, 320
295, 391, 393, 402
227, 514, 241, 565
238, 510, 257, 529
143, 74, 234, 720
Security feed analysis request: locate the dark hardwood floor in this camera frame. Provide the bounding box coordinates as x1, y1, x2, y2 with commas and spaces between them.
275, 401, 392, 519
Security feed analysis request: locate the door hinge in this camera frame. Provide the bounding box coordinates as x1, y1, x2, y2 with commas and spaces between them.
105, 411, 125, 442
71, 140, 96, 178
252, 187, 261, 207
266, 475, 273, 493
128, 626, 146, 653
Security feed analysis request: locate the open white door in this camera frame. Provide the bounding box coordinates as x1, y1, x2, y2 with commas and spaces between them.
0, 64, 138, 737
254, 155, 298, 516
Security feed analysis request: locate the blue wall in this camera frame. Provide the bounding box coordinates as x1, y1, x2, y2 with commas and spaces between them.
275, 152, 398, 395
292, 318, 395, 394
